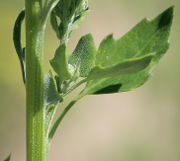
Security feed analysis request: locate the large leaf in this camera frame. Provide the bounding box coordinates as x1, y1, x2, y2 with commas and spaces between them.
81, 6, 173, 95
69, 33, 96, 77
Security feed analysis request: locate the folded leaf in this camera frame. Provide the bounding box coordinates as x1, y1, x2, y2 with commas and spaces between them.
81, 6, 173, 95
44, 71, 62, 106
50, 45, 72, 82
13, 10, 26, 83
51, 0, 89, 42
87, 54, 153, 80
69, 33, 96, 77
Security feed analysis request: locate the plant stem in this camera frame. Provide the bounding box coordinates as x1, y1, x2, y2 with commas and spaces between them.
63, 78, 87, 97
48, 94, 84, 141
25, 0, 47, 161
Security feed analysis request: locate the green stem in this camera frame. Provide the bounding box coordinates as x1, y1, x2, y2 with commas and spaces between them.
48, 100, 77, 141
48, 94, 84, 141
63, 78, 87, 97
25, 1, 47, 161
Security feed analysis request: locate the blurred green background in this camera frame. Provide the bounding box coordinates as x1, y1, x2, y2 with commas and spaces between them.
0, 0, 180, 161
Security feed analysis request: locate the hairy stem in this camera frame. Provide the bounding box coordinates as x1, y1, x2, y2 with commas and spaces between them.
25, 0, 47, 161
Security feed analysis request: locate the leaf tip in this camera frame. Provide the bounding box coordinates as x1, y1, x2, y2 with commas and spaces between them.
4, 154, 11, 161
80, 33, 94, 42
158, 6, 174, 28
106, 34, 114, 40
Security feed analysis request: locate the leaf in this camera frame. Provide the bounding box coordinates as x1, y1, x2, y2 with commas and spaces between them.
69, 33, 96, 77
51, 0, 89, 42
50, 45, 72, 82
81, 6, 173, 95
13, 10, 26, 83
44, 71, 62, 106
87, 54, 154, 80
4, 155, 11, 161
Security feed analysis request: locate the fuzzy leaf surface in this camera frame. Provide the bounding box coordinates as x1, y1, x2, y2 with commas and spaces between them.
81, 7, 173, 95
44, 71, 62, 106
69, 33, 96, 77
51, 0, 88, 42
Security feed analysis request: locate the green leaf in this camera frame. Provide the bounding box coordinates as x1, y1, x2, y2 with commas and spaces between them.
51, 0, 89, 42
81, 6, 173, 95
44, 71, 62, 106
50, 45, 72, 82
69, 33, 96, 77
4, 155, 11, 161
13, 10, 26, 83
87, 54, 153, 80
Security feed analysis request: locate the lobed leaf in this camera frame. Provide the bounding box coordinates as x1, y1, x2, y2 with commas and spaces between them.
80, 6, 174, 95
48, 6, 174, 141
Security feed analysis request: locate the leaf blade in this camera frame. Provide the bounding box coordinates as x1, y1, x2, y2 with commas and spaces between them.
87, 54, 153, 80
50, 45, 72, 82
69, 33, 96, 77
82, 6, 173, 95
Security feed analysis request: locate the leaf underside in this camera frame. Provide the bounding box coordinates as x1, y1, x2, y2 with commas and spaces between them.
50, 45, 72, 82
69, 33, 96, 77
44, 71, 62, 106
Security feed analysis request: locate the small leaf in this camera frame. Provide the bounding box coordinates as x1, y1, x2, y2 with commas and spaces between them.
51, 0, 89, 42
81, 6, 173, 95
44, 71, 62, 106
50, 45, 72, 82
69, 33, 96, 77
13, 10, 26, 83
4, 155, 11, 161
